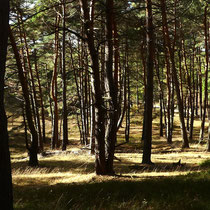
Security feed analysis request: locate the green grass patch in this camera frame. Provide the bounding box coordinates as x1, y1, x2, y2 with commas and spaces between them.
200, 159, 210, 168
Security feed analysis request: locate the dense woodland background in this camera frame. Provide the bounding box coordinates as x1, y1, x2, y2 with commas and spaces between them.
0, 0, 209, 209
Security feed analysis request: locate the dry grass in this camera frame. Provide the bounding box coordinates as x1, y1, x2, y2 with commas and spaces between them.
6, 100, 210, 209
8, 105, 210, 187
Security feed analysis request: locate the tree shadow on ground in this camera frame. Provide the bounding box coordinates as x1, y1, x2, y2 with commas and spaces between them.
13, 170, 210, 210
12, 158, 95, 174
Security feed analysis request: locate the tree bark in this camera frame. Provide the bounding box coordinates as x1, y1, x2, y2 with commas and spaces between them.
142, 0, 154, 164
200, 5, 209, 142
9, 28, 39, 166
104, 0, 119, 174
51, 15, 60, 149
62, 0, 68, 150
0, 0, 13, 208
160, 0, 189, 148
80, 0, 106, 175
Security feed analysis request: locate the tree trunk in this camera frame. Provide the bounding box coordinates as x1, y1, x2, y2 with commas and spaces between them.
104, 0, 119, 174
0, 1, 13, 208
62, 0, 68, 150
142, 0, 154, 164
198, 56, 203, 120
80, 0, 106, 175
200, 5, 209, 142
160, 0, 189, 148
51, 15, 60, 149
20, 15, 43, 152
9, 28, 39, 166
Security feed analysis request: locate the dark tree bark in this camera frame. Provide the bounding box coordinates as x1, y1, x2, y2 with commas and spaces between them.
51, 15, 60, 149
62, 0, 68, 151
198, 56, 203, 120
140, 43, 147, 141
155, 53, 165, 137
0, 0, 13, 208
80, 0, 106, 175
20, 15, 43, 152
34, 48, 46, 145
9, 28, 39, 167
142, 0, 154, 164
104, 0, 119, 174
160, 0, 189, 148
200, 4, 209, 142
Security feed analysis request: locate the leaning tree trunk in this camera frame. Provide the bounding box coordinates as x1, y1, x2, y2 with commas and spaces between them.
0, 1, 13, 208
9, 28, 39, 166
20, 15, 43, 152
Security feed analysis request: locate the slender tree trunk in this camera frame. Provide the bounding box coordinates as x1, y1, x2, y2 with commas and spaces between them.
200, 5, 209, 142
162, 15, 172, 144
9, 28, 39, 166
140, 43, 147, 141
189, 49, 195, 141
155, 54, 165, 137
20, 16, 43, 152
198, 56, 203, 120
195, 56, 199, 117
51, 15, 60, 149
160, 0, 189, 148
90, 89, 95, 154
34, 48, 46, 145
207, 104, 210, 151
22, 103, 29, 150
0, 1, 13, 208
125, 64, 130, 143
80, 0, 106, 175
62, 0, 68, 150
125, 36, 130, 143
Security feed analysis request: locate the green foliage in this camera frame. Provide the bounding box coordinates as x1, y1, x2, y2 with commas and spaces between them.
200, 160, 210, 168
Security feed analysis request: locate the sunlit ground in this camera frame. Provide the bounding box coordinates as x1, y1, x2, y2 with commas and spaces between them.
7, 102, 210, 209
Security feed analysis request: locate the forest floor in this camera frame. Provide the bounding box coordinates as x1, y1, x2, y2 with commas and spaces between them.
7, 100, 210, 210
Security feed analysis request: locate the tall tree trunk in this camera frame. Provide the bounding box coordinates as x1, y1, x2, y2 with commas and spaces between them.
34, 48, 46, 145
0, 1, 13, 208
20, 15, 43, 152
104, 0, 119, 174
80, 0, 106, 175
207, 105, 210, 151
125, 35, 130, 143
189, 49, 195, 141
198, 56, 203, 120
62, 0, 68, 151
155, 54, 165, 137
142, 0, 154, 164
200, 5, 209, 142
160, 0, 189, 148
140, 43, 147, 141
9, 28, 39, 166
90, 88, 95, 154
51, 15, 60, 149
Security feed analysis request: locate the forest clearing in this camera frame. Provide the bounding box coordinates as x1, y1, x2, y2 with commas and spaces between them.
8, 104, 210, 209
